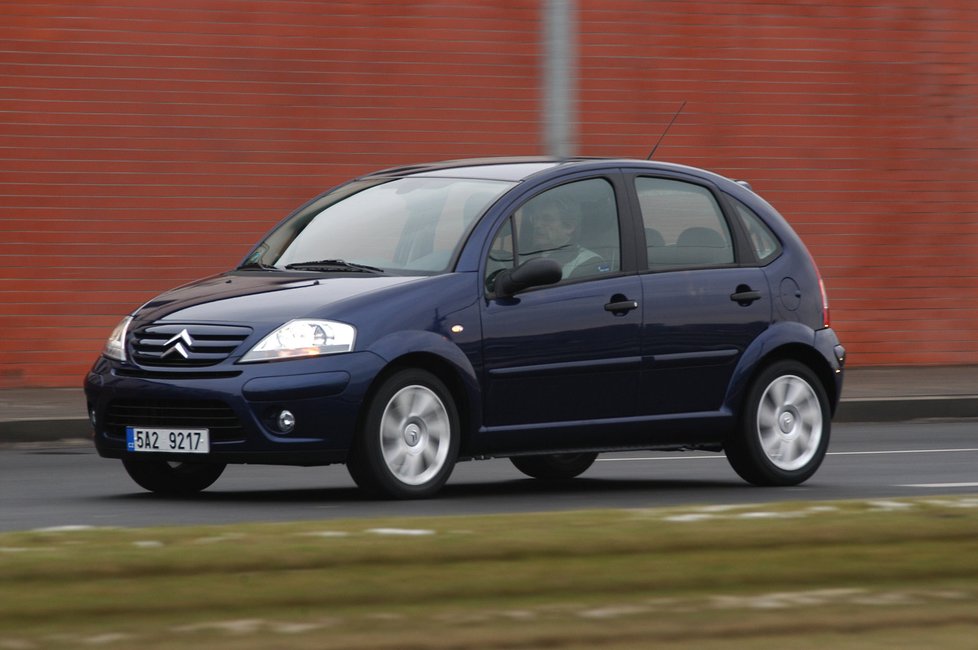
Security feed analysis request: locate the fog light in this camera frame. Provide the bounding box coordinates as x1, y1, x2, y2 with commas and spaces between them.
89, 408, 97, 427
277, 410, 296, 434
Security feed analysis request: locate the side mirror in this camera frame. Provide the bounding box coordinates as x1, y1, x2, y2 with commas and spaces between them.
493, 257, 562, 297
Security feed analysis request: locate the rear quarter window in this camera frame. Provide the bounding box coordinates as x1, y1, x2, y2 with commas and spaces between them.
729, 196, 782, 264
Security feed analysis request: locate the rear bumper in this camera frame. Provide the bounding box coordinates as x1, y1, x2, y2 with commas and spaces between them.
815, 327, 846, 413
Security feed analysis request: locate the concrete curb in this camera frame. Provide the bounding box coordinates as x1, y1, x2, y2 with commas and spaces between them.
0, 418, 93, 443
834, 395, 978, 423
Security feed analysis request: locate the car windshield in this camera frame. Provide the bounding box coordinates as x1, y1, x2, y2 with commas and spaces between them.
244, 176, 515, 274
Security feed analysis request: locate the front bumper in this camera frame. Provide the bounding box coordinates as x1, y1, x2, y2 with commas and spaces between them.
84, 351, 387, 466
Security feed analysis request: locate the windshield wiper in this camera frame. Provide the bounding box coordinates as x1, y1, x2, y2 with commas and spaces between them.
284, 259, 386, 274
237, 261, 280, 271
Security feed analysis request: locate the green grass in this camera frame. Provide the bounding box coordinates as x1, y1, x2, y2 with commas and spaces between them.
2, 497, 978, 648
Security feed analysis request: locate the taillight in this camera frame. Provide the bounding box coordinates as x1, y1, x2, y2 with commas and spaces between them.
806, 248, 831, 329
818, 275, 831, 329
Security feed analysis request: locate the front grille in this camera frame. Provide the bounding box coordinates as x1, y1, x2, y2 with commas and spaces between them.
114, 369, 242, 380
105, 399, 246, 442
130, 323, 252, 367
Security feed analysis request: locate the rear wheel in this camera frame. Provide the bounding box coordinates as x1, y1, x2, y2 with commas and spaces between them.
510, 453, 598, 480
725, 360, 830, 486
347, 369, 459, 499
121, 459, 226, 495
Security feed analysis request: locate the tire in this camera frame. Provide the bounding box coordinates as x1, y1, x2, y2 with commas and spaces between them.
725, 360, 830, 486
347, 369, 460, 499
121, 459, 226, 495
510, 453, 598, 480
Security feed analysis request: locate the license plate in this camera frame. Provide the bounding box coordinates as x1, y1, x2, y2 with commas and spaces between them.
126, 427, 210, 454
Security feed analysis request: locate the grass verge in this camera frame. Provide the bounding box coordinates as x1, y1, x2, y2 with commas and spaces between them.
2, 497, 978, 648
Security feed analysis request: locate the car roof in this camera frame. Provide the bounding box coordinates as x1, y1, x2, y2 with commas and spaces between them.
360, 156, 734, 185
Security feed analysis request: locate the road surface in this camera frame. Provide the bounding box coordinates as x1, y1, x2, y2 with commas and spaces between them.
2, 420, 976, 532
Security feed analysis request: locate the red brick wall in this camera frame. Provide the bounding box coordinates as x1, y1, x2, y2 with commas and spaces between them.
0, 1, 540, 387
2, 1, 977, 388
577, 0, 978, 366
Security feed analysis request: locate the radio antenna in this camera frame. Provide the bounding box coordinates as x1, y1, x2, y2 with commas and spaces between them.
646, 100, 686, 160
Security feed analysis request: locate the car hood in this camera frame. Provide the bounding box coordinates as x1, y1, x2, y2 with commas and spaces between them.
134, 271, 424, 324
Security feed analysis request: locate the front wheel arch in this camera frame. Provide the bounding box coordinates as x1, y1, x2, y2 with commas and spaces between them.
357, 352, 476, 456
347, 367, 461, 499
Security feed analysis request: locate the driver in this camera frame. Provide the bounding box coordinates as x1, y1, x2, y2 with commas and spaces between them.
523, 194, 603, 279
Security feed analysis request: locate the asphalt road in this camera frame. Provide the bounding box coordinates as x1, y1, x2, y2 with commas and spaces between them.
2, 420, 976, 533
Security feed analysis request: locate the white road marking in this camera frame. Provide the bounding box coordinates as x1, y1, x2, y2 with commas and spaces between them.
828, 448, 978, 456
366, 528, 435, 536
900, 482, 978, 489
598, 448, 978, 462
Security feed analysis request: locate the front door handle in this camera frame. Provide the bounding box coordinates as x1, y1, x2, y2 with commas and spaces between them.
604, 295, 639, 316
730, 285, 762, 306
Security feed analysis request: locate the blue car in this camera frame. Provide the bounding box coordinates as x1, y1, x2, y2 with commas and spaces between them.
85, 158, 845, 498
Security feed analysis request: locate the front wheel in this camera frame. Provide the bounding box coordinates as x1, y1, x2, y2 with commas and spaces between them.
510, 453, 598, 480
725, 361, 830, 486
347, 369, 460, 499
121, 459, 226, 495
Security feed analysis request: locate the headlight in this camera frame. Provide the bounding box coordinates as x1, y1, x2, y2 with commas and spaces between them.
103, 316, 132, 362
239, 319, 356, 363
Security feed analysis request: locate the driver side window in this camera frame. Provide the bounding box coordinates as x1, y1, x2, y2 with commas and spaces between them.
485, 178, 620, 293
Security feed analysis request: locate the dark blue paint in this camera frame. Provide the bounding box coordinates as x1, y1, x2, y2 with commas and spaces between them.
85, 157, 844, 471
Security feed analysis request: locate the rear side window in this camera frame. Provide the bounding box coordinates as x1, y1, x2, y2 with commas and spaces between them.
729, 196, 782, 264
635, 178, 734, 270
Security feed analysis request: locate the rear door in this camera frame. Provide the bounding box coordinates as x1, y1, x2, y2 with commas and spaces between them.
628, 174, 772, 416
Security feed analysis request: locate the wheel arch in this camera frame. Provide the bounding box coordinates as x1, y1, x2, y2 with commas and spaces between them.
736, 342, 840, 420
726, 320, 841, 423
356, 350, 481, 456
723, 347, 835, 486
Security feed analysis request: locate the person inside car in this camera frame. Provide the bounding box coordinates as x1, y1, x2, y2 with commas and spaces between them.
522, 193, 604, 279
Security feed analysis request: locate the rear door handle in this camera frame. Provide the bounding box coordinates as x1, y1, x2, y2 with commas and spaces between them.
730, 286, 762, 306
604, 297, 639, 316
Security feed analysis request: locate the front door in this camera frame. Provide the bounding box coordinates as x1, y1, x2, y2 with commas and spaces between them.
479, 177, 642, 451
